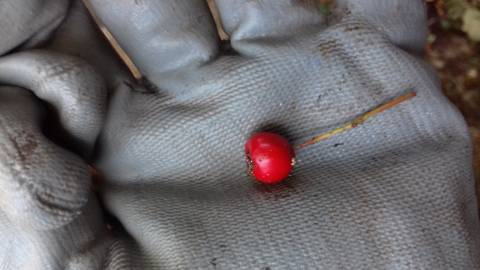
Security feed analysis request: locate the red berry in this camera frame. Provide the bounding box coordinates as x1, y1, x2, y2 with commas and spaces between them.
245, 132, 295, 184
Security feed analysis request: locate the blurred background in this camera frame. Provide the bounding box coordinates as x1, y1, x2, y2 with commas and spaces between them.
424, 0, 480, 207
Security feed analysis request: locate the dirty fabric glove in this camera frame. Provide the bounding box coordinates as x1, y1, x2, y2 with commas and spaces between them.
0, 1, 68, 55
0, 1, 122, 269
0, 51, 109, 269
94, 0, 480, 268
1, 0, 480, 269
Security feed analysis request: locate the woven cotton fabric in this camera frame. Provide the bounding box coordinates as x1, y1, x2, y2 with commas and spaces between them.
0, 0, 479, 269
97, 19, 480, 269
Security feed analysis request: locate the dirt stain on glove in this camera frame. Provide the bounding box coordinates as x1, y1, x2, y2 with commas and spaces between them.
7, 131, 38, 163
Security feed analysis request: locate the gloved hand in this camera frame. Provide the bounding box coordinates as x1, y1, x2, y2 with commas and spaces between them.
0, 1, 117, 269
1, 0, 480, 269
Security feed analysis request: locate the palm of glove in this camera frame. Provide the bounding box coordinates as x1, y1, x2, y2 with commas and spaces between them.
1, 0, 480, 269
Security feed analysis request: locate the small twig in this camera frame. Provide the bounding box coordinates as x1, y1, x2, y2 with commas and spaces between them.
296, 91, 417, 149
206, 0, 230, 40
82, 0, 143, 80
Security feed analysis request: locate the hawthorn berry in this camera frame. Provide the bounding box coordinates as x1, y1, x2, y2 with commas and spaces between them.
245, 132, 295, 184
243, 92, 417, 185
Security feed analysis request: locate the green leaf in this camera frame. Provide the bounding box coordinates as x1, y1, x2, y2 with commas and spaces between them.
462, 8, 480, 41
318, 4, 331, 16
441, 19, 453, 29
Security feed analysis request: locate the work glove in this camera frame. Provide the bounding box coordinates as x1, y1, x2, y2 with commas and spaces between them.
1, 0, 480, 269
0, 1, 114, 269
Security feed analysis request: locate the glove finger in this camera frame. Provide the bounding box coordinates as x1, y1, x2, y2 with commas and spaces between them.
0, 195, 111, 269
87, 0, 219, 89
0, 0, 69, 55
214, 0, 326, 54
0, 86, 91, 230
46, 0, 132, 91
334, 0, 427, 52
0, 50, 106, 156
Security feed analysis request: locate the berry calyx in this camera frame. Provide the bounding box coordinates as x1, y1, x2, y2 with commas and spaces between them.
245, 132, 295, 184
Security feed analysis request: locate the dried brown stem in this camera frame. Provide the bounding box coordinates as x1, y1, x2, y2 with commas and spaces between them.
296, 91, 417, 149
82, 0, 143, 80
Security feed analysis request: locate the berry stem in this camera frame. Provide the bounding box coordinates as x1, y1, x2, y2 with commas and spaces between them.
82, 0, 143, 80
296, 91, 417, 149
